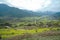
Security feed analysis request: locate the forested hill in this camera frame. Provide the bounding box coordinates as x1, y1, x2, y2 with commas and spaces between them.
0, 4, 60, 20
52, 12, 60, 19
0, 4, 49, 18
0, 4, 39, 18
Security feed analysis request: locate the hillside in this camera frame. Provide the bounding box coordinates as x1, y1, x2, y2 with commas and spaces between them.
0, 4, 60, 22
52, 12, 60, 20
0, 4, 59, 18
0, 4, 40, 18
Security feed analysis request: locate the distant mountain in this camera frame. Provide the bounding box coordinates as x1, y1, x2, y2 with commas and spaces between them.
41, 12, 60, 20
0, 4, 39, 18
52, 12, 60, 20
0, 4, 60, 20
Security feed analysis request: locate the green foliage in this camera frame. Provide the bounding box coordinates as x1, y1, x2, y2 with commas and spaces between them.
0, 27, 60, 39
0, 17, 60, 40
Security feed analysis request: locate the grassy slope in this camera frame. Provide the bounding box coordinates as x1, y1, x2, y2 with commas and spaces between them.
0, 27, 60, 40
0, 17, 60, 40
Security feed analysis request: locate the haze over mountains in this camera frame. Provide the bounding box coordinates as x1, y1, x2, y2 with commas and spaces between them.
0, 4, 60, 20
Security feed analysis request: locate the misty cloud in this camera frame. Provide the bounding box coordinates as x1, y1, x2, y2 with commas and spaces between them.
0, 0, 60, 11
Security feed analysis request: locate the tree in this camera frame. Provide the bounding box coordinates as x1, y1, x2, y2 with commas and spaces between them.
0, 34, 2, 40
4, 23, 12, 27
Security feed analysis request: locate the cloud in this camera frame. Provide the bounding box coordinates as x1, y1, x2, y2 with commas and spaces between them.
6, 0, 51, 11
0, 0, 60, 11
42, 0, 60, 11
0, 0, 5, 2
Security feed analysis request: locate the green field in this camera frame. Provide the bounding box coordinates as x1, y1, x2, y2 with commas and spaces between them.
0, 17, 60, 40
0, 27, 60, 40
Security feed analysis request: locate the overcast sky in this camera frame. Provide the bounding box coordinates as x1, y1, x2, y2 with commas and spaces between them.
0, 0, 60, 12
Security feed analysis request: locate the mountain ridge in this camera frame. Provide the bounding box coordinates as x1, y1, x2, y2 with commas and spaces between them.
0, 4, 60, 20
